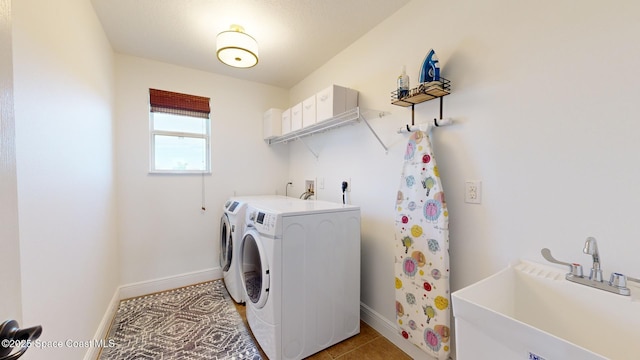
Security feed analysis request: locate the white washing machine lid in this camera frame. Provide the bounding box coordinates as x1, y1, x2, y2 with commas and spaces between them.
248, 196, 359, 215
241, 228, 270, 309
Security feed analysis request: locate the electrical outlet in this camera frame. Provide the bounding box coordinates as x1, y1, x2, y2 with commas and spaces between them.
465, 180, 482, 204
342, 178, 351, 192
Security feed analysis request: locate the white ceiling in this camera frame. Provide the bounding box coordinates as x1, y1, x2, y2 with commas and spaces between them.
91, 0, 411, 89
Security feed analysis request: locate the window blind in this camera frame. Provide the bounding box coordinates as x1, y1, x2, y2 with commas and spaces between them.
149, 89, 210, 119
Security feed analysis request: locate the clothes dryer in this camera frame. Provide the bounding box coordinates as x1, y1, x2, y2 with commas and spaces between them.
220, 198, 248, 303
240, 196, 361, 360
220, 195, 282, 303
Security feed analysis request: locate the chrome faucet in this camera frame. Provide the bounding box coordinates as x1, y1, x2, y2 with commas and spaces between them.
583, 237, 603, 282
541, 237, 635, 296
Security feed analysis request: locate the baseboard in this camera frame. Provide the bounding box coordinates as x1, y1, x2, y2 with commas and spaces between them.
85, 267, 222, 360
83, 290, 120, 360
118, 267, 222, 300
360, 302, 438, 360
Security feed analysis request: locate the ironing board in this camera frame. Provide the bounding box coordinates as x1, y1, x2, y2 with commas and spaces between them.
394, 129, 450, 359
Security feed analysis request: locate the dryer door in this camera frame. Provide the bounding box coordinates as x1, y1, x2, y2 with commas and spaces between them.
241, 228, 270, 309
220, 214, 232, 271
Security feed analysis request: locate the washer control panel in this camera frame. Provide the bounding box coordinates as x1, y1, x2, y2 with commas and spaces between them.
247, 209, 278, 236
224, 200, 246, 215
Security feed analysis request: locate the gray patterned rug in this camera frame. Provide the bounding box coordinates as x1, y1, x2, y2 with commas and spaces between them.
99, 280, 262, 360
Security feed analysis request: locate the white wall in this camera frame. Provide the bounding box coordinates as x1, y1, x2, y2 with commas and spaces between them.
288, 0, 640, 333
0, 0, 22, 324
114, 55, 289, 285
12, 0, 118, 359
9, 0, 640, 358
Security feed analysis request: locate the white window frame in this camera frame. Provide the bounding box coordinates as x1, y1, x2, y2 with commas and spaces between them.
149, 112, 211, 174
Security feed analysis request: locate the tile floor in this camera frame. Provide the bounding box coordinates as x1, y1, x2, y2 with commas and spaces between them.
233, 302, 411, 360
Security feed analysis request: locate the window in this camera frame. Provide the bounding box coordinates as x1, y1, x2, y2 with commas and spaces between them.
149, 89, 211, 173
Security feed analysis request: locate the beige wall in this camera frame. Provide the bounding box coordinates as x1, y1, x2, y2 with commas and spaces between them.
288, 1, 640, 355
10, 1, 640, 358
0, 0, 21, 324
12, 0, 118, 358
114, 54, 289, 285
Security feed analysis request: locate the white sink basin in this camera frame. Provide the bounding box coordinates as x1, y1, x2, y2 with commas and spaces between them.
452, 260, 640, 360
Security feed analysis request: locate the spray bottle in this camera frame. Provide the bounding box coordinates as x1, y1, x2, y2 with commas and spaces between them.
397, 65, 410, 99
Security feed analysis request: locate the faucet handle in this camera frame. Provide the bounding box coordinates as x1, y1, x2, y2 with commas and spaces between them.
610, 272, 628, 288
541, 248, 583, 276
541, 248, 571, 269
570, 263, 584, 277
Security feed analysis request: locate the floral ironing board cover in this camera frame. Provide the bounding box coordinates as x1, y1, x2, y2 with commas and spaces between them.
394, 130, 450, 359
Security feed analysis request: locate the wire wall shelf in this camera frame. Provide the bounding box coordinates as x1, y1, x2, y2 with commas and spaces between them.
267, 107, 361, 145
391, 78, 451, 107
266, 107, 388, 157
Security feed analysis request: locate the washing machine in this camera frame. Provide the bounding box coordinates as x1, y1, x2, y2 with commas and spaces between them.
240, 196, 361, 360
221, 195, 283, 303
220, 198, 248, 303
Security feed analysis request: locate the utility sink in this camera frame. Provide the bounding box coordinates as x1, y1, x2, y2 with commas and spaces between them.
452, 260, 640, 360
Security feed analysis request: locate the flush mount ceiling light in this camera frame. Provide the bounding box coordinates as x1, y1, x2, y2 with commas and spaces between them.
216, 24, 259, 68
